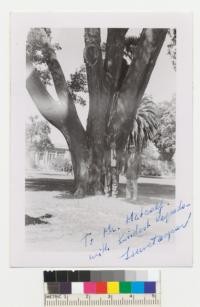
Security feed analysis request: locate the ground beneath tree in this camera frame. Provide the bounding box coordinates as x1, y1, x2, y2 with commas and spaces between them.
25, 172, 175, 253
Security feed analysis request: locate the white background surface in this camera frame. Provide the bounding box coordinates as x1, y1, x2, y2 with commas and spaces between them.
10, 12, 192, 268
0, 0, 199, 306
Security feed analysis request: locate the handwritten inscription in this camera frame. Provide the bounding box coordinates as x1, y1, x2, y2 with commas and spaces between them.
80, 200, 191, 261
120, 212, 191, 260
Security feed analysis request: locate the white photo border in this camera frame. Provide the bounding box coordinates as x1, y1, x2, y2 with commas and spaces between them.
10, 12, 193, 267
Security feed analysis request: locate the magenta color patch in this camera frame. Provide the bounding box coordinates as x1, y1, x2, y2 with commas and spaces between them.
84, 282, 96, 294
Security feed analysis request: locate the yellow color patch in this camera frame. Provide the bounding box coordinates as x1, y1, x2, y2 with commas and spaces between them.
107, 282, 119, 294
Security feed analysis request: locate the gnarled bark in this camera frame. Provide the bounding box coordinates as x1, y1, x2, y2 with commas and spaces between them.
84, 29, 108, 194
26, 27, 168, 197
104, 28, 128, 91
84, 28, 129, 194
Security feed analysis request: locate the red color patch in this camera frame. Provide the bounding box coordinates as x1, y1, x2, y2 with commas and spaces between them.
96, 282, 107, 294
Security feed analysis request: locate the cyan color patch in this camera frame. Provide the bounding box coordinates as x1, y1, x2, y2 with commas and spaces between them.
131, 282, 144, 293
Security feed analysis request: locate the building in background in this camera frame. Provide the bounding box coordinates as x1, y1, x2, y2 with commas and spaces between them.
26, 143, 72, 173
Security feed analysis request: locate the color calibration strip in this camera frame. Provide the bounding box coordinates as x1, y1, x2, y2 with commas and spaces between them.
44, 270, 160, 295
45, 281, 156, 294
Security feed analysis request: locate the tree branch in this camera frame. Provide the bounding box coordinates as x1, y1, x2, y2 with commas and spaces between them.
26, 52, 90, 195
121, 29, 167, 99
104, 28, 128, 90
26, 55, 65, 129
45, 45, 71, 102
108, 28, 168, 149
26, 28, 88, 132
26, 52, 87, 136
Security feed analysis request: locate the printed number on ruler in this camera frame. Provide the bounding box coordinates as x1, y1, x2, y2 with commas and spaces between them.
44, 294, 161, 307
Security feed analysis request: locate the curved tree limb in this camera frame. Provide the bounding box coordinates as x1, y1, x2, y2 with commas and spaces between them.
26, 34, 90, 196
44, 43, 71, 102
108, 28, 168, 150
26, 55, 66, 129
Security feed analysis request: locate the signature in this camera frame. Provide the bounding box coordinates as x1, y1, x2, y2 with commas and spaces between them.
120, 212, 191, 260
80, 200, 191, 261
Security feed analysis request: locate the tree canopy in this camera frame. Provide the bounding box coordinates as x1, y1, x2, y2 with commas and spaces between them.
167, 29, 176, 71
154, 96, 176, 161
26, 115, 54, 152
26, 27, 169, 195
27, 28, 176, 106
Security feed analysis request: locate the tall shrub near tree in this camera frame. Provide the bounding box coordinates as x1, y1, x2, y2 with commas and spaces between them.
154, 97, 176, 161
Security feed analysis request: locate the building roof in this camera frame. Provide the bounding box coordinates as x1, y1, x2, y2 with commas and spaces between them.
53, 143, 69, 150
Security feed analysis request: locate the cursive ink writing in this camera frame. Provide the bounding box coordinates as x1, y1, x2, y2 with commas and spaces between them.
89, 242, 110, 260
103, 224, 120, 238
118, 219, 151, 245
126, 201, 164, 224
156, 201, 191, 223
120, 212, 191, 260
81, 232, 94, 247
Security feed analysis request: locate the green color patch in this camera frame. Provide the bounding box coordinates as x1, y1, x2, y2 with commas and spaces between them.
119, 282, 132, 293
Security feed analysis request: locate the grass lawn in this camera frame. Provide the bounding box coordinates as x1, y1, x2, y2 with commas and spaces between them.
25, 173, 175, 253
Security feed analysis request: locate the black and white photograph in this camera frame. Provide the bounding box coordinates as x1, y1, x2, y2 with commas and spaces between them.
10, 13, 192, 267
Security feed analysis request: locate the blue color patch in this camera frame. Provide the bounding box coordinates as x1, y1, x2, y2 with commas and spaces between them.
131, 282, 144, 293
144, 282, 156, 293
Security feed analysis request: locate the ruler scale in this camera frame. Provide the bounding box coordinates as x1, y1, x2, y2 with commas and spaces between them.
44, 294, 161, 307
44, 271, 161, 307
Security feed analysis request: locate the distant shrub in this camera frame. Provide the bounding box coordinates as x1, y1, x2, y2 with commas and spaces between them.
140, 158, 175, 177
51, 157, 73, 173
159, 160, 175, 176
140, 159, 162, 177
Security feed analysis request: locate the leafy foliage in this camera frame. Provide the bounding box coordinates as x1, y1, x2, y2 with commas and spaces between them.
26, 116, 54, 152
167, 29, 176, 71
66, 34, 140, 104
26, 28, 174, 109
50, 156, 73, 173
66, 66, 88, 105
26, 28, 61, 85
127, 96, 158, 152
154, 97, 176, 161
27, 28, 88, 105
124, 36, 140, 61
140, 143, 175, 177
140, 159, 162, 177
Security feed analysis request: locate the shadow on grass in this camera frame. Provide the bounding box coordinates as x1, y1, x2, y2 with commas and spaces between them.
119, 183, 175, 206
26, 178, 74, 193
120, 183, 175, 199
26, 177, 175, 203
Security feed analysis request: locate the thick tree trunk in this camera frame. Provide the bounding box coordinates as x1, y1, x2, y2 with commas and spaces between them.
84, 28, 129, 194
26, 28, 168, 198
60, 122, 89, 197
84, 29, 108, 194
